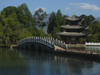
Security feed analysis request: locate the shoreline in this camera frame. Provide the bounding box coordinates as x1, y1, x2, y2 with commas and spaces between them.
11, 45, 100, 61
54, 49, 100, 61
0, 44, 10, 48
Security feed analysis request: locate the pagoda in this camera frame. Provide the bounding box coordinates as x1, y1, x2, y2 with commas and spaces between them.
57, 14, 89, 44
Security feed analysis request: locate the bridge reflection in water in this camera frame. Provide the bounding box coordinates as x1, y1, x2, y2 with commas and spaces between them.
18, 49, 98, 75
0, 48, 100, 75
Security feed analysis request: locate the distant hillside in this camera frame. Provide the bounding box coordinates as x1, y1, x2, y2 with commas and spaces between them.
95, 17, 100, 22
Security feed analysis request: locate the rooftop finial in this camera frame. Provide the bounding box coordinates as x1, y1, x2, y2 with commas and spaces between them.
74, 12, 75, 16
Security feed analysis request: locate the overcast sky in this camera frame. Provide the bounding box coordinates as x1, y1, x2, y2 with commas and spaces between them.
0, 0, 100, 17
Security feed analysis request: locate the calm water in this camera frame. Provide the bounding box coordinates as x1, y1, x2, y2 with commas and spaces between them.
0, 47, 100, 75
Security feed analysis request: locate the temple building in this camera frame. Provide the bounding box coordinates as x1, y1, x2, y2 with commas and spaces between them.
57, 14, 89, 44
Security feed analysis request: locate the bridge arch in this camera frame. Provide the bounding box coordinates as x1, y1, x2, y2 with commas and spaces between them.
38, 46, 42, 52
25, 45, 28, 50
21, 46, 24, 50
30, 44, 36, 50
44, 49, 48, 52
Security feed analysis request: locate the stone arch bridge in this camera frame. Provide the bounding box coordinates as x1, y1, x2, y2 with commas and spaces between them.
18, 37, 67, 52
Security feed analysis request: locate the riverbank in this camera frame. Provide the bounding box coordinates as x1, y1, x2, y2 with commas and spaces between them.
0, 44, 18, 49
0, 44, 10, 48
10, 45, 18, 49
13, 44, 100, 61
55, 49, 100, 61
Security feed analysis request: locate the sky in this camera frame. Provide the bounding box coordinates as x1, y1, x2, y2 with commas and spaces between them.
0, 0, 100, 18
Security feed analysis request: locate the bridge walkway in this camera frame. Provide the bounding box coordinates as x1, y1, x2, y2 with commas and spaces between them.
55, 45, 66, 51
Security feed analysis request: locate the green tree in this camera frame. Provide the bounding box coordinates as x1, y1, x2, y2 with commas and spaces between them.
19, 3, 36, 27
56, 9, 63, 26
37, 28, 46, 37
47, 10, 63, 39
1, 6, 18, 18
86, 34, 99, 42
0, 23, 4, 44
17, 6, 28, 25
80, 14, 95, 26
51, 28, 60, 39
92, 21, 100, 34
47, 10, 63, 33
0, 3, 46, 45
91, 21, 100, 41
34, 8, 47, 29
47, 11, 56, 33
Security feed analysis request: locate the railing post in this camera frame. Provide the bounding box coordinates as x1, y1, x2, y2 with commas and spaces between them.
37, 37, 39, 42
50, 38, 52, 46
46, 37, 48, 45
42, 37, 43, 44
61, 40, 62, 47
50, 38, 52, 45
39, 37, 40, 43
32, 37, 33, 42
53, 38, 54, 44
36, 37, 37, 42
48, 37, 50, 46
40, 37, 41, 43
45, 37, 47, 44
55, 39, 57, 45
38, 37, 40, 42
43, 37, 44, 44
34, 37, 35, 42
29, 37, 31, 42
33, 37, 34, 42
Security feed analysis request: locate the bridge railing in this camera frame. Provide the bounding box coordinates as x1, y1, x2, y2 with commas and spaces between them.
86, 42, 100, 46
18, 37, 67, 49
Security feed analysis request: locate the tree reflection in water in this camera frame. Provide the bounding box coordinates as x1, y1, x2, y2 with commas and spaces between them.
19, 50, 95, 74
0, 49, 99, 75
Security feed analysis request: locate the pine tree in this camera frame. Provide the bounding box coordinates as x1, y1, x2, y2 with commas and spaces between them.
34, 8, 47, 29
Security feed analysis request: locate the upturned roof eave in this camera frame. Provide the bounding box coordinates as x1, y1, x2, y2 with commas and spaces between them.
65, 17, 82, 21
60, 25, 86, 29
57, 34, 88, 37
57, 32, 88, 37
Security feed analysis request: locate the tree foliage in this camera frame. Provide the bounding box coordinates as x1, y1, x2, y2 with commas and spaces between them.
0, 4, 100, 45
79, 15, 100, 42
47, 11, 100, 42
34, 8, 47, 29
0, 3, 46, 45
47, 10, 66, 39
19, 3, 36, 27
80, 15, 95, 26
47, 11, 56, 33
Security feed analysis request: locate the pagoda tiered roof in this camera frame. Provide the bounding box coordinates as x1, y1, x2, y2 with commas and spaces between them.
57, 13, 89, 40
60, 25, 87, 29
57, 31, 88, 37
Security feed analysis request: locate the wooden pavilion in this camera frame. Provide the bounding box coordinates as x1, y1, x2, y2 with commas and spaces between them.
57, 15, 89, 44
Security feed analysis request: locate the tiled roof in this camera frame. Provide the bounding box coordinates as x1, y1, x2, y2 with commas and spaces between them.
65, 16, 82, 21
57, 32, 88, 37
60, 25, 86, 29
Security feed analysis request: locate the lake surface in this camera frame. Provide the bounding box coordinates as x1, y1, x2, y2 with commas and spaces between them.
0, 47, 100, 75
